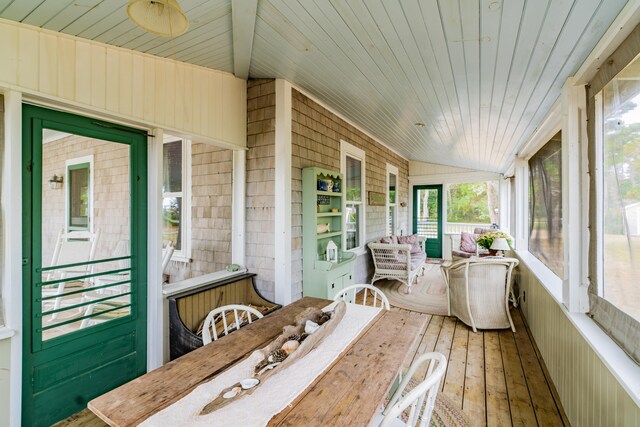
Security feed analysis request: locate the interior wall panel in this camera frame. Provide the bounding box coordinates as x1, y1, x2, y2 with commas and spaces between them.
0, 19, 246, 150
517, 260, 640, 426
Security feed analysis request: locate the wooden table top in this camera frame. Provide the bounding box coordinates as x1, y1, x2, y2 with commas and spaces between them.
88, 297, 427, 427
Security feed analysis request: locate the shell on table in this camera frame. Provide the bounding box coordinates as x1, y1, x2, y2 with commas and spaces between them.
281, 340, 300, 354
304, 320, 320, 334
267, 349, 288, 363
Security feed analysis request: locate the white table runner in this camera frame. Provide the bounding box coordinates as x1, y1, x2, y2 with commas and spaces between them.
140, 302, 381, 427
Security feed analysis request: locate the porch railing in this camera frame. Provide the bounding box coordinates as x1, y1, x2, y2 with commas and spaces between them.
416, 219, 492, 237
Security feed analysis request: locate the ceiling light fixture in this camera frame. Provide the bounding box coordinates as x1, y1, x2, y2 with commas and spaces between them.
414, 122, 426, 128
127, 0, 189, 37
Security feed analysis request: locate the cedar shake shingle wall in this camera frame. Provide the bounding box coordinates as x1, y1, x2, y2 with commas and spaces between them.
165, 143, 233, 282
246, 79, 276, 300
41, 135, 130, 265
291, 89, 409, 298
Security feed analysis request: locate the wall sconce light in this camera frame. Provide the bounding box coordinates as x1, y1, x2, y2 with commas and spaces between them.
400, 202, 407, 207
49, 174, 63, 190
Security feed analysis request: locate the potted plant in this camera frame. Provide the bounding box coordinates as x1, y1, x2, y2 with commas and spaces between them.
476, 231, 513, 255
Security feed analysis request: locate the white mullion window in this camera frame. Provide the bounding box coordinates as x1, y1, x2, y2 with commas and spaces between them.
341, 140, 366, 252
162, 135, 191, 261
65, 155, 94, 233
386, 164, 398, 236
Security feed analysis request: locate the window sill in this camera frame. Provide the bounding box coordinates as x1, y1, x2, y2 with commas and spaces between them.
514, 250, 640, 406
0, 326, 15, 341
162, 269, 248, 297
514, 250, 563, 303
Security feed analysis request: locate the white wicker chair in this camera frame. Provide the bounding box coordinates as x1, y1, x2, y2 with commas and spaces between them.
378, 352, 447, 427
201, 304, 264, 344
441, 257, 519, 332
333, 284, 390, 310
368, 237, 426, 294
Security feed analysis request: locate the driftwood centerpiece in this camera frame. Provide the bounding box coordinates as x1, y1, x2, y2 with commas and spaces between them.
199, 301, 347, 415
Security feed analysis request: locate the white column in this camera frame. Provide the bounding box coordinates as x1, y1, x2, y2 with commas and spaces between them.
513, 158, 529, 251
274, 79, 292, 305
147, 128, 164, 367
499, 176, 511, 234
232, 149, 246, 266
561, 78, 589, 313
3, 90, 22, 427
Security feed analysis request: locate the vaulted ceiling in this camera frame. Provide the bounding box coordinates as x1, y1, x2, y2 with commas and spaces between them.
0, 0, 628, 172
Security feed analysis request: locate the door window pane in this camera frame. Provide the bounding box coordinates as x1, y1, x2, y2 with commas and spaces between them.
416, 189, 439, 238
528, 132, 563, 278
41, 131, 131, 341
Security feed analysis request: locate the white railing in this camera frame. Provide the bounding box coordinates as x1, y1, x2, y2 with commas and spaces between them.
445, 222, 492, 234
416, 220, 492, 236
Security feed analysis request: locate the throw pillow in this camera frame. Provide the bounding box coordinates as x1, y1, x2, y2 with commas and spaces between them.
380, 236, 393, 244
398, 234, 422, 254
460, 232, 478, 253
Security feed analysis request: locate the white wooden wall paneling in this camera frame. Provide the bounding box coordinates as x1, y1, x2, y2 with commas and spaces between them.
0, 20, 246, 150
518, 261, 640, 426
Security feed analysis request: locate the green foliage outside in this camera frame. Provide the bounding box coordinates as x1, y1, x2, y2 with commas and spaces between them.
603, 90, 640, 235
446, 181, 498, 224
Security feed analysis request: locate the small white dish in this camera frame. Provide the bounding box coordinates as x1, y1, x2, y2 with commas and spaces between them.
240, 378, 259, 390
223, 389, 238, 399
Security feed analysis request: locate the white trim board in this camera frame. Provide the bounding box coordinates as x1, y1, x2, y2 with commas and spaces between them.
573, 0, 640, 85
516, 99, 562, 160
341, 139, 367, 254
274, 79, 292, 305
3, 90, 22, 427
409, 171, 501, 186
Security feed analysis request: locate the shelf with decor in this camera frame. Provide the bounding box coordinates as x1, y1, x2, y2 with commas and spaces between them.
302, 167, 356, 300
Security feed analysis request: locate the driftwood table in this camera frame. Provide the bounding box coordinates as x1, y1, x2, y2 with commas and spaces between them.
88, 297, 427, 426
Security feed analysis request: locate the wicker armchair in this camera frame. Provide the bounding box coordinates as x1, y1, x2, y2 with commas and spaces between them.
441, 257, 519, 332
368, 236, 426, 294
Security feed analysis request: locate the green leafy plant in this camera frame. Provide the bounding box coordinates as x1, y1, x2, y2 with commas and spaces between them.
476, 231, 513, 250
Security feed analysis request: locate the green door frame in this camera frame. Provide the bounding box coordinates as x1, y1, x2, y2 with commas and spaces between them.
22, 104, 148, 426
412, 184, 443, 258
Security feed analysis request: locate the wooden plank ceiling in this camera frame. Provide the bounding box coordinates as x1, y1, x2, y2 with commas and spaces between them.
0, 0, 627, 172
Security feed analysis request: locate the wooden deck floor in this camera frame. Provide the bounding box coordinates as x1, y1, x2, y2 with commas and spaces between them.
56, 304, 568, 427
395, 306, 569, 426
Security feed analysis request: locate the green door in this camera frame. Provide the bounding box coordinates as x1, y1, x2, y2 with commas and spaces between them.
413, 185, 443, 258
22, 105, 148, 426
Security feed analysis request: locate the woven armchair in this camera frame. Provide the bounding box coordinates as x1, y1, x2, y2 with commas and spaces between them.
441, 257, 519, 332
368, 237, 426, 294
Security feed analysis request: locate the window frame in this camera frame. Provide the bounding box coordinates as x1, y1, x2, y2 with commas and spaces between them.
340, 140, 366, 254
527, 132, 564, 279
65, 155, 94, 233
162, 135, 192, 262
386, 163, 398, 236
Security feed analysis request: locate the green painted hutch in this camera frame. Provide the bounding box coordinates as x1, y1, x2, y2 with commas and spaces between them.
302, 167, 356, 299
